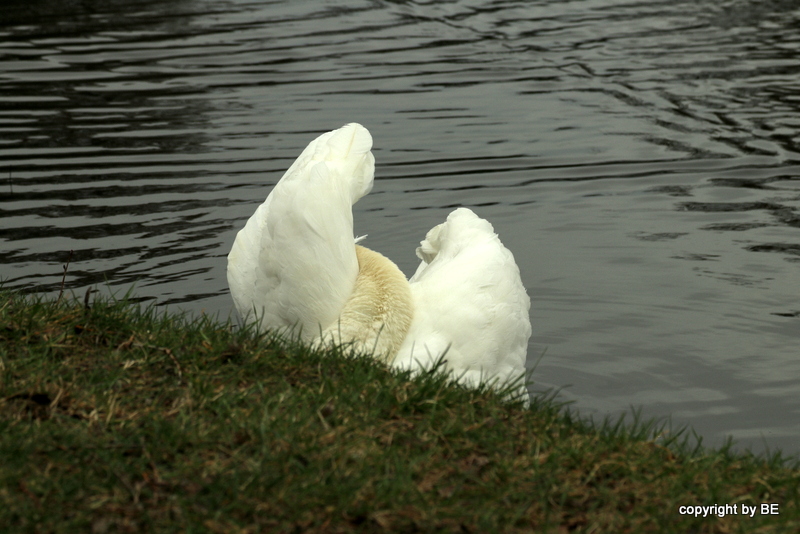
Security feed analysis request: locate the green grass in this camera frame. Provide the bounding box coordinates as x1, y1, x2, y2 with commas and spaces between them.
1, 289, 798, 533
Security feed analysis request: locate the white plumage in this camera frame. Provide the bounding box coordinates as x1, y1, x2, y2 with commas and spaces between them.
227, 123, 531, 403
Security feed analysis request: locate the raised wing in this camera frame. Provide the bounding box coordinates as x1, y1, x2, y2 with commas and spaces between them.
394, 208, 531, 401
227, 123, 375, 338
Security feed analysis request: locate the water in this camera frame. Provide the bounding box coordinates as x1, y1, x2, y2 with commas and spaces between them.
2, 0, 799, 456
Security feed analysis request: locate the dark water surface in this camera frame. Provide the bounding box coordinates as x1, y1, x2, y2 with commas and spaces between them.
2, 0, 799, 455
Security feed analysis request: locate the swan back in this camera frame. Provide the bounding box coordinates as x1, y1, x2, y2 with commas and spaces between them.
395, 208, 531, 400
227, 123, 375, 338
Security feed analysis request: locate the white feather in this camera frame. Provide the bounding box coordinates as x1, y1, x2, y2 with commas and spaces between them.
227, 123, 374, 339
393, 208, 531, 401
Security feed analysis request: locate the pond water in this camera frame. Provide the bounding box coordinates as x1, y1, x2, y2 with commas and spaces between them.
2, 0, 799, 456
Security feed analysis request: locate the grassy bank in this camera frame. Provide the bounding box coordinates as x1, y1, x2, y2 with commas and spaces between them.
1, 290, 798, 533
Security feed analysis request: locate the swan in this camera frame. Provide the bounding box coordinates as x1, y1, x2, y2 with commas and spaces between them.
227, 123, 531, 403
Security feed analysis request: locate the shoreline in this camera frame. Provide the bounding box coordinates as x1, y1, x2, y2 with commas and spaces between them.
1, 289, 797, 532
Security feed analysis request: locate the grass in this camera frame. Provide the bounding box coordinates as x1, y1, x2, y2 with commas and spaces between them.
1, 289, 798, 533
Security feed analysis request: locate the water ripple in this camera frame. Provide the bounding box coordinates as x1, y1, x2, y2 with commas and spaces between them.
2, 0, 800, 455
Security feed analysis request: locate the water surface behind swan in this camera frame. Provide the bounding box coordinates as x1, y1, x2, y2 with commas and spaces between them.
2, 0, 799, 455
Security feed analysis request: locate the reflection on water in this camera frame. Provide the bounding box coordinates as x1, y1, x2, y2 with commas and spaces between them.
1, 0, 799, 455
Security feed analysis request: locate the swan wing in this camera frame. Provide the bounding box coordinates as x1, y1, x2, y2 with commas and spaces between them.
227, 123, 375, 338
395, 208, 531, 399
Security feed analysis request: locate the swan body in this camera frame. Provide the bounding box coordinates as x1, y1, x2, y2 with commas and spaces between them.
227, 123, 531, 402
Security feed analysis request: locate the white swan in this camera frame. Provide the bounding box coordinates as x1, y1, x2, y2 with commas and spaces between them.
227, 123, 531, 403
